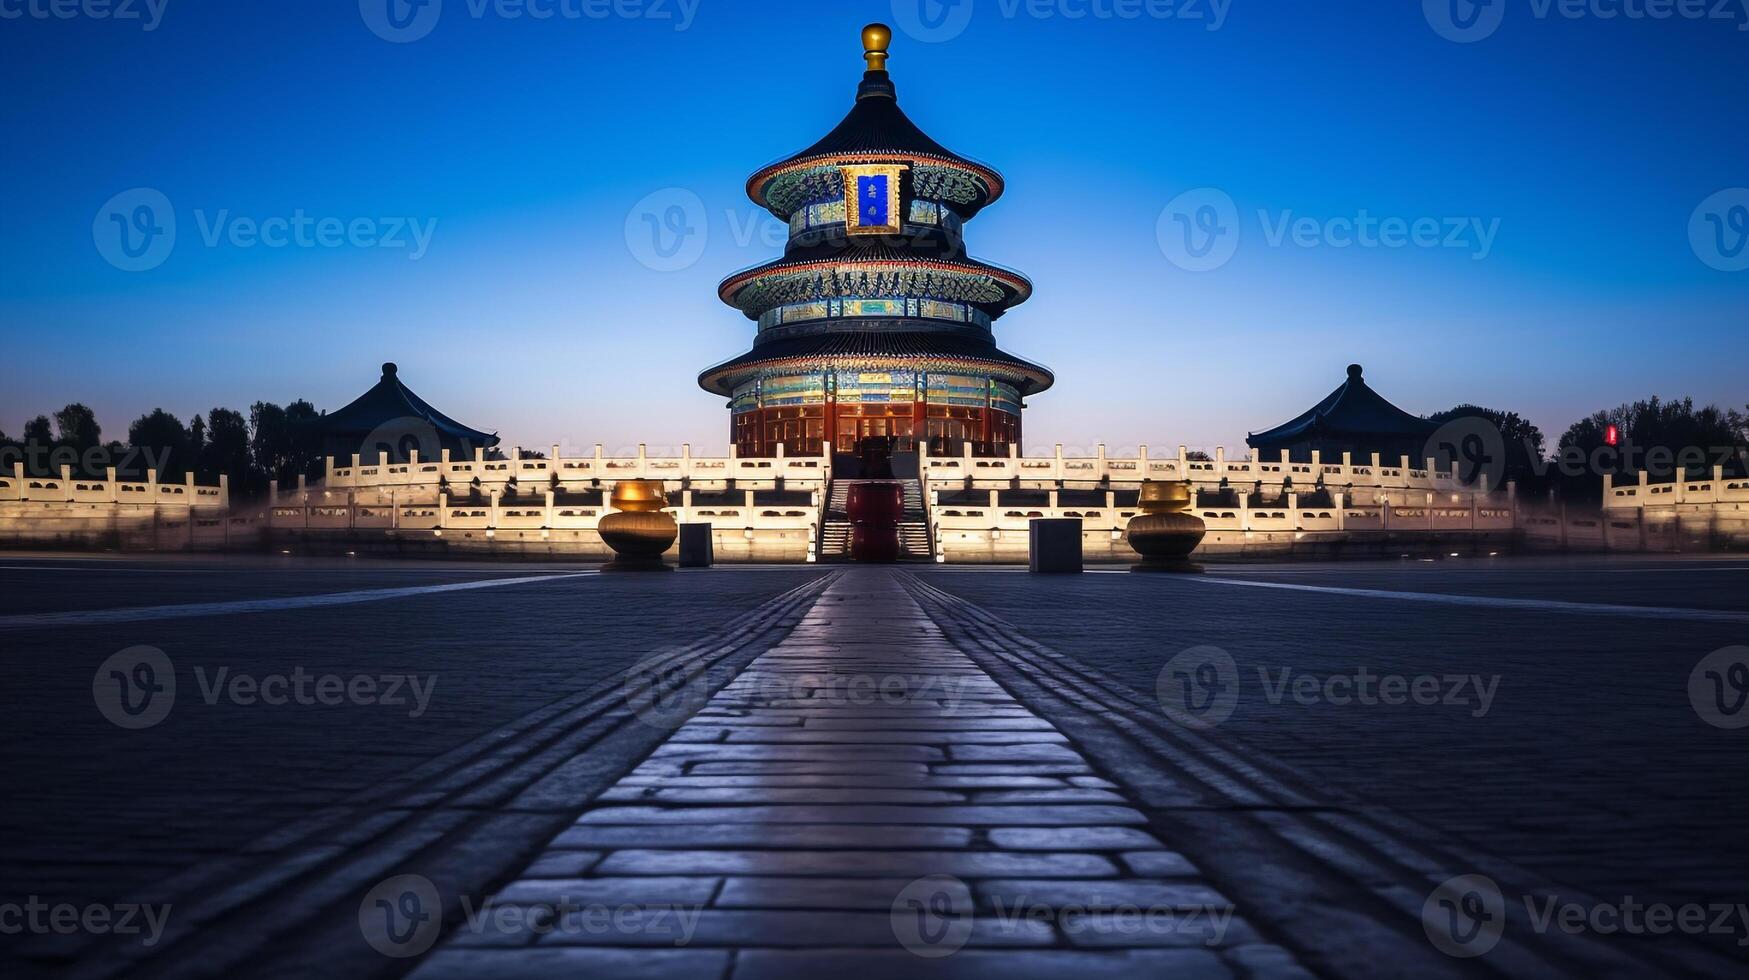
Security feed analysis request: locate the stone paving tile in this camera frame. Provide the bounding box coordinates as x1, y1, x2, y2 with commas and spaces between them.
715, 876, 973, 909
597, 786, 970, 804
520, 850, 603, 877
988, 827, 1167, 851
593, 849, 1120, 877
615, 774, 1070, 789
410, 947, 731, 979
423, 569, 1307, 975
493, 875, 722, 905
1122, 850, 1203, 876
729, 948, 1236, 980
577, 804, 1147, 825
552, 824, 973, 850
532, 909, 1058, 948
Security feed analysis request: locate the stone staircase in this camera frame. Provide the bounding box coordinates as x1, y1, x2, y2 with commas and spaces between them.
817, 478, 933, 563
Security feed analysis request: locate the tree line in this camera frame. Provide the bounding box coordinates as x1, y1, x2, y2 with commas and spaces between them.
3, 395, 1744, 505
0, 402, 325, 500
1429, 398, 1748, 501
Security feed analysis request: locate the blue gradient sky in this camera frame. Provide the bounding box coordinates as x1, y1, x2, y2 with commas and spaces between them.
2, 0, 1745, 456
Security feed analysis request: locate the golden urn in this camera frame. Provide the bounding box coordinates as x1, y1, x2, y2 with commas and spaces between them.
598, 479, 677, 569
1125, 480, 1206, 572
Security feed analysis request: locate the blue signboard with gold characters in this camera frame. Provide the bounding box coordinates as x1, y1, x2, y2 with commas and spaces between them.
839, 164, 907, 235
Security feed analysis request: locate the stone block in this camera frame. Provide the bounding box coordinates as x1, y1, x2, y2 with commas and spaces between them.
678, 522, 713, 567
1029, 518, 1083, 574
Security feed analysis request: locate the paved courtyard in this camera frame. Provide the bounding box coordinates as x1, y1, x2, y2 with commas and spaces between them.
2, 553, 1746, 978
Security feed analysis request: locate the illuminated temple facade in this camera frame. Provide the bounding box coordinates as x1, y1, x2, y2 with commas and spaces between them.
698, 25, 1053, 459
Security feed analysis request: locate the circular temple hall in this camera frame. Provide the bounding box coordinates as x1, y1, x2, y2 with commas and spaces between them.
698, 24, 1053, 461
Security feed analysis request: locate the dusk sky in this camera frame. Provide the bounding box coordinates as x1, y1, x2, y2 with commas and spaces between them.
2, 0, 1745, 457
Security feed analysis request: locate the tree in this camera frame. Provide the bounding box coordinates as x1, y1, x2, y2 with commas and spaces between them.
1553, 397, 1749, 502
187, 413, 207, 471
53, 404, 102, 456
250, 400, 323, 487
1428, 404, 1549, 495
202, 408, 256, 496
128, 409, 191, 479
20, 416, 53, 475
283, 400, 322, 481
22, 415, 52, 447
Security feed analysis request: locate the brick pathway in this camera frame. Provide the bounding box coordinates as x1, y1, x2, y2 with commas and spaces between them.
413, 569, 1310, 978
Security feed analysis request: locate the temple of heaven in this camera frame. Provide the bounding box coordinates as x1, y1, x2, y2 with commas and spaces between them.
698, 23, 1053, 460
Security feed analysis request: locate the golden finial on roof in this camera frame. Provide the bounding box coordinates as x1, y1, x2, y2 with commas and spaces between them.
862, 23, 892, 72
